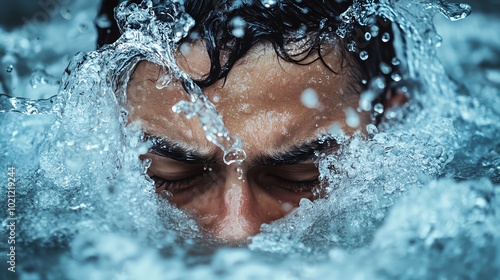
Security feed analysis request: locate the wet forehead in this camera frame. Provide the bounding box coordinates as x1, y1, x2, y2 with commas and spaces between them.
126, 41, 365, 156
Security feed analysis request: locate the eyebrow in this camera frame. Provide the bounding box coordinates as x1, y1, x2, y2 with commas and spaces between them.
252, 136, 339, 166
147, 136, 215, 164
146, 135, 338, 166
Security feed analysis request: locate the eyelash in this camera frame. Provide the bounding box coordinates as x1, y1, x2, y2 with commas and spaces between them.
266, 175, 319, 193
152, 176, 203, 192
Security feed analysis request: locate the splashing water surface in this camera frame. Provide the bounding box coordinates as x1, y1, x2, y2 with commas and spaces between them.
0, 0, 499, 279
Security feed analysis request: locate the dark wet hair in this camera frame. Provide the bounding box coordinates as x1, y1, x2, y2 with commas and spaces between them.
97, 0, 399, 117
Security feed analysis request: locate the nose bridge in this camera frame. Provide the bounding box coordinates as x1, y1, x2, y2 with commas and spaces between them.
214, 168, 259, 240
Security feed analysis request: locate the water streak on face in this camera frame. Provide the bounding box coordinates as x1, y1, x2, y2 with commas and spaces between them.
126, 41, 369, 243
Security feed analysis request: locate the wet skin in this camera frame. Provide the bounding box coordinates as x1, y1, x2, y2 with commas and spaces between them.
126, 41, 370, 243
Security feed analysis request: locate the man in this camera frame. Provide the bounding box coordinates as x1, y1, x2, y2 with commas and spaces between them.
97, 0, 404, 242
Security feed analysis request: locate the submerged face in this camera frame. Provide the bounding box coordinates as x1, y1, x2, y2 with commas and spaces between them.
126, 41, 369, 243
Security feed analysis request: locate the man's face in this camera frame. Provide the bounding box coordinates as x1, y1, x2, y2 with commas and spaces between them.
126, 41, 369, 242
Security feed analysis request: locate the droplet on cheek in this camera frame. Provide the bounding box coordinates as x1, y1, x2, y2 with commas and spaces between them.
282, 202, 294, 212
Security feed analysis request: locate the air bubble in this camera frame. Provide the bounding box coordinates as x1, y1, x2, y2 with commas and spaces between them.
6, 65, 13, 73
359, 51, 369, 60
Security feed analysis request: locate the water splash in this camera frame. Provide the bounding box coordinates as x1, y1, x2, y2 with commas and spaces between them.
0, 0, 498, 279
0, 94, 59, 115
0, 0, 247, 166
114, 0, 247, 165
434, 1, 472, 21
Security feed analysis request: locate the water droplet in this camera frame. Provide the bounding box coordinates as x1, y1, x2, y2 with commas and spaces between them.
336, 27, 347, 39
301, 88, 319, 109
95, 14, 112, 29
261, 0, 277, 8
366, 124, 379, 135
230, 16, 246, 38
391, 72, 402, 82
236, 166, 244, 180
359, 51, 369, 61
142, 158, 152, 169
6, 65, 13, 73
436, 2, 471, 21
380, 62, 392, 75
282, 202, 293, 212
364, 32, 372, 41
381, 32, 391, 42
391, 57, 400, 66
370, 25, 380, 37
339, 6, 354, 23
347, 41, 357, 52
328, 123, 346, 143
374, 103, 385, 114
224, 149, 246, 165
359, 90, 376, 111
345, 107, 360, 128
371, 76, 386, 89
160, 190, 173, 200
433, 34, 443, 48
386, 111, 397, 119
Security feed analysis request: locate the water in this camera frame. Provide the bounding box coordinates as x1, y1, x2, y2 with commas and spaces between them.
0, 0, 499, 279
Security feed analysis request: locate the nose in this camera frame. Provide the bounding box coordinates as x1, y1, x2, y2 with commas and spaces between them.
209, 167, 261, 242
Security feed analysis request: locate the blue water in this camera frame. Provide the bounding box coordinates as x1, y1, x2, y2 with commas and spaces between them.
0, 0, 499, 279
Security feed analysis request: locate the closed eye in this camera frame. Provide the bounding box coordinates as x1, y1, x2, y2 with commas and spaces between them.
251, 163, 319, 203
142, 153, 216, 193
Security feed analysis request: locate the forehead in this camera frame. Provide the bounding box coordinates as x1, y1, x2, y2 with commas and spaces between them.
126, 41, 367, 154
